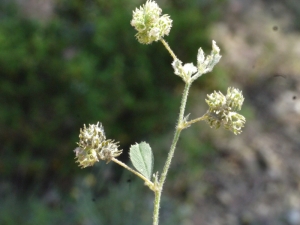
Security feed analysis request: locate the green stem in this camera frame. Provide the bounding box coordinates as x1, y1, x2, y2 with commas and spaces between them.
153, 190, 161, 225
184, 113, 208, 128
160, 39, 177, 60
112, 158, 153, 187
152, 82, 191, 225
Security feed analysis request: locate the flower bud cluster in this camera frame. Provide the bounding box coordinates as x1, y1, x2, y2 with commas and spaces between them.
131, 0, 172, 44
197, 40, 222, 75
205, 87, 246, 134
74, 122, 122, 168
172, 41, 222, 83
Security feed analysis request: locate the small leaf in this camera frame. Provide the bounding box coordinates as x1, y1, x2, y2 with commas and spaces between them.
129, 142, 154, 180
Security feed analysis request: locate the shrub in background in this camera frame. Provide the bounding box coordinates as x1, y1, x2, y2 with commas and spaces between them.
0, 0, 225, 193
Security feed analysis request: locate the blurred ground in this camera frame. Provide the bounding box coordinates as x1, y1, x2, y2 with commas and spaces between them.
186, 1, 300, 224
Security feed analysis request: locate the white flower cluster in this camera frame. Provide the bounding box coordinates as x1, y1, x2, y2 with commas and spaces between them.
131, 0, 172, 44
172, 40, 222, 83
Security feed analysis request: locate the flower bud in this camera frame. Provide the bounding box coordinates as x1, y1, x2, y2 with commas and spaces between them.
197, 40, 222, 75
171, 59, 197, 82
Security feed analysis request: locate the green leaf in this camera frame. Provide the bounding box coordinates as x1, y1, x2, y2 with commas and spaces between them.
129, 142, 154, 180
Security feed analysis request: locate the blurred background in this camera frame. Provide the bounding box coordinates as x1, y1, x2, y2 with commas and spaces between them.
1, 0, 300, 224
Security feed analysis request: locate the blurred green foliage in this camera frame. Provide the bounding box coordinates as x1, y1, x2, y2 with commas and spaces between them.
0, 0, 225, 194
0, 170, 187, 225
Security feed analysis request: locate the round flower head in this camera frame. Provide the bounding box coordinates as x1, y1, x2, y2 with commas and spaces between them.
74, 122, 122, 168
205, 87, 246, 135
226, 87, 244, 111
131, 0, 172, 44
77, 122, 106, 151
205, 90, 227, 114
97, 140, 121, 162
206, 111, 246, 135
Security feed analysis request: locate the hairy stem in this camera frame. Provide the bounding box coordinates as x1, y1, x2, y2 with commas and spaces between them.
153, 189, 161, 225
184, 113, 209, 127
160, 39, 177, 60
153, 82, 191, 225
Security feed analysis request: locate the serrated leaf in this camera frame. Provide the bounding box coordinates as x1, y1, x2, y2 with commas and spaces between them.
129, 142, 154, 180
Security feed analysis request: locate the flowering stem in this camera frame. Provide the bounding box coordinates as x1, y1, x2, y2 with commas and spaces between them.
160, 39, 177, 60
112, 158, 154, 187
184, 113, 209, 127
153, 82, 191, 225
